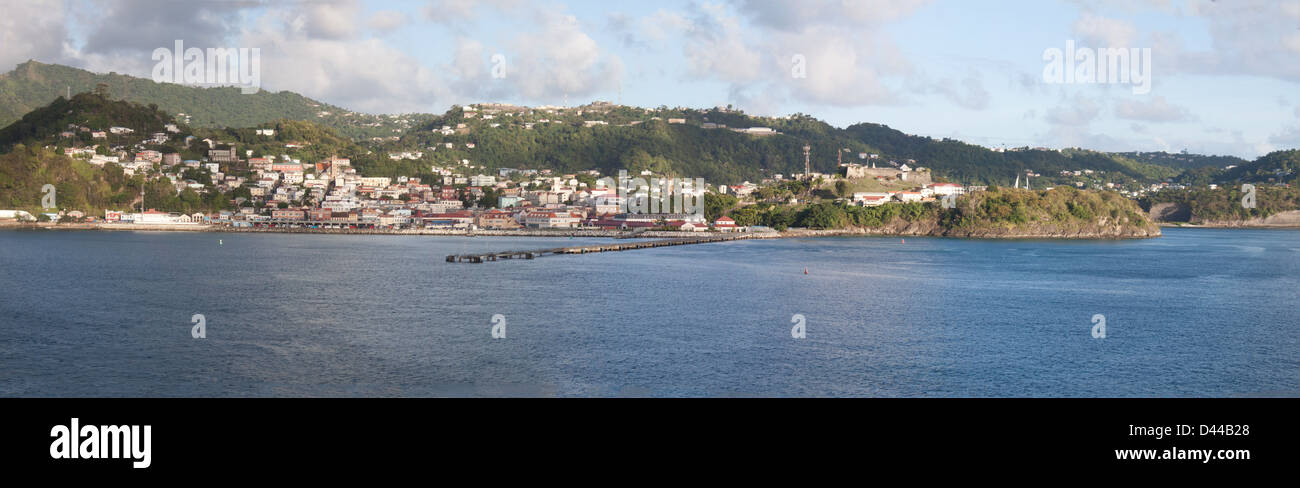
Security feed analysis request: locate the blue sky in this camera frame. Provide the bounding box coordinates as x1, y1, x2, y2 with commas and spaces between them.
3, 0, 1299, 158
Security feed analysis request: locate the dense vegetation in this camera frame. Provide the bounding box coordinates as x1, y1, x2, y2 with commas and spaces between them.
1110, 151, 1247, 171
193, 119, 363, 162
0, 94, 242, 215
1171, 150, 1299, 187
0, 60, 429, 138
841, 123, 1179, 186
940, 186, 1152, 231
1140, 185, 1300, 222
404, 116, 872, 185
5, 62, 1285, 190
0, 143, 234, 216
711, 187, 1154, 236
0, 93, 175, 151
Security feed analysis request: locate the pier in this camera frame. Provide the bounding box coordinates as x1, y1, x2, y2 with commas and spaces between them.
445, 233, 760, 263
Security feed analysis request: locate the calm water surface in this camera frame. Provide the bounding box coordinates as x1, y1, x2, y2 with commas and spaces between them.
0, 228, 1296, 397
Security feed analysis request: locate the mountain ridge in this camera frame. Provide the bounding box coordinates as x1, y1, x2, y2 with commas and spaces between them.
2, 61, 1295, 189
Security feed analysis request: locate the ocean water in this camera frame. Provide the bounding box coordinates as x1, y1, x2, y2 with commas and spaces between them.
0, 228, 1297, 397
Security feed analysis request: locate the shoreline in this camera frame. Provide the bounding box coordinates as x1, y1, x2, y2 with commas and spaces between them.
1157, 222, 1300, 229
0, 221, 1187, 239
775, 228, 1161, 240
0, 222, 773, 239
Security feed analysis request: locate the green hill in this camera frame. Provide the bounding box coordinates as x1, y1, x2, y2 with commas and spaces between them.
1108, 151, 1246, 171
0, 94, 238, 215
720, 187, 1159, 238
0, 144, 135, 214
0, 92, 176, 151
364, 104, 1180, 187
0, 60, 431, 138
3, 61, 1295, 192
840, 123, 1178, 185
1171, 150, 1299, 187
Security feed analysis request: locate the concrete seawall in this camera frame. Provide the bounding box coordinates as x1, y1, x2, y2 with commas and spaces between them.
0, 222, 771, 239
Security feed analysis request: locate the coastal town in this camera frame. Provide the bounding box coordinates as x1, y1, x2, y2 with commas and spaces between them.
0, 108, 989, 231
1, 98, 1293, 233
59, 150, 969, 232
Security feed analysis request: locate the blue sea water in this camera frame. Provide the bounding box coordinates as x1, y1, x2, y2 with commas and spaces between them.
0, 228, 1296, 397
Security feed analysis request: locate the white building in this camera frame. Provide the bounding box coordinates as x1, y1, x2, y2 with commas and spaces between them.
929, 183, 965, 196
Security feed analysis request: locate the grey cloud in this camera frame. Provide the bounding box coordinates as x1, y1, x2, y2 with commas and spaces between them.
0, 0, 66, 70
81, 0, 253, 56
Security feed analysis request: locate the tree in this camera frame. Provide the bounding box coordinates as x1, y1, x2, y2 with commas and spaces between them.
729, 205, 763, 226
703, 193, 738, 221
834, 180, 851, 198
799, 202, 847, 229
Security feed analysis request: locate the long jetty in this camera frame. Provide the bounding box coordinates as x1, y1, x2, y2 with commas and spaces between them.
445, 233, 761, 263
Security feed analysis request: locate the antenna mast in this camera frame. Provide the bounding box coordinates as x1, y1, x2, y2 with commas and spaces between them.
803, 144, 811, 181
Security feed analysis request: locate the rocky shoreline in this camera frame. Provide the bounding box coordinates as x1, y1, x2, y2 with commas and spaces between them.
778, 225, 1161, 240
1148, 205, 1300, 229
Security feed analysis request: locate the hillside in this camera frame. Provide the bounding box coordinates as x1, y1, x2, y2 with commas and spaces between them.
0, 144, 133, 213
3, 61, 1297, 200
1141, 185, 1300, 224
356, 104, 1178, 188
0, 95, 239, 215
721, 187, 1159, 238
0, 60, 430, 138
0, 92, 176, 151
1171, 150, 1299, 187
1108, 151, 1246, 171
841, 123, 1178, 186
192, 118, 377, 169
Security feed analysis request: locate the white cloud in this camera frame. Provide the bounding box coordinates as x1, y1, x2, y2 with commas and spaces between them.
297, 0, 362, 40
507, 11, 622, 101
773, 28, 908, 106
627, 1, 927, 113
680, 4, 762, 84
1114, 95, 1193, 122
227, 1, 621, 112
1091, 1, 1300, 83
925, 70, 991, 110
423, 0, 524, 24
239, 9, 453, 113
1072, 13, 1138, 47
729, 0, 931, 31
369, 10, 409, 32
1269, 125, 1300, 149
1046, 95, 1101, 127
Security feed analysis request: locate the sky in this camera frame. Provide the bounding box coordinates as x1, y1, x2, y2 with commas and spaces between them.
2, 0, 1299, 158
